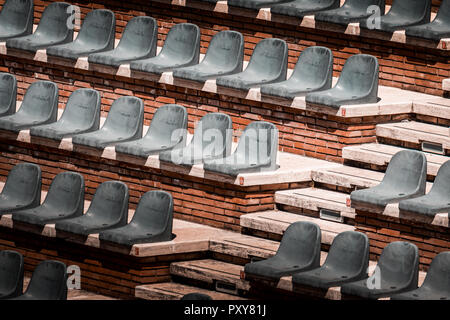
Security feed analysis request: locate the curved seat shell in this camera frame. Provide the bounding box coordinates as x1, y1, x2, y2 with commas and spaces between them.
314, 0, 386, 25
351, 150, 427, 208
12, 171, 85, 226
271, 0, 340, 18
0, 250, 24, 300
6, 2, 74, 52
88, 16, 158, 67
244, 221, 321, 281
0, 0, 33, 41
99, 190, 173, 246
406, 0, 450, 41
30, 88, 101, 140
0, 72, 17, 117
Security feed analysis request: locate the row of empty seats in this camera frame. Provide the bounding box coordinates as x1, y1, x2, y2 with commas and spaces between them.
351, 149, 450, 217
0, 250, 67, 300
244, 221, 450, 300
0, 76, 279, 174
226, 0, 450, 41
0, 163, 174, 246
0, 2, 381, 107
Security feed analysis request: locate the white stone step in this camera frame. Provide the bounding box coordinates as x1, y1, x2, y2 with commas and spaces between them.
240, 210, 354, 246
413, 97, 450, 120
275, 188, 355, 219
135, 282, 245, 300
376, 121, 450, 152
170, 259, 251, 294
342, 143, 449, 177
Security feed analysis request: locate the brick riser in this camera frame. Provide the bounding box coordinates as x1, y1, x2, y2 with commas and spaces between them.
0, 226, 208, 299
0, 137, 313, 231
355, 209, 450, 271
2, 0, 448, 96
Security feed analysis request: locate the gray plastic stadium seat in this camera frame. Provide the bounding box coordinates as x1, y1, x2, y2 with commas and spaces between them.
244, 221, 321, 282
341, 242, 419, 299
228, 0, 295, 10
361, 0, 431, 32
115, 104, 187, 158
12, 172, 84, 226
46, 9, 115, 60
72, 96, 144, 149
55, 181, 129, 236
204, 121, 278, 175
99, 190, 173, 246
0, 163, 41, 215
9, 260, 67, 300
181, 293, 213, 300
88, 16, 158, 67
351, 150, 427, 208
271, 0, 340, 18
292, 231, 369, 290
216, 38, 288, 90
159, 112, 232, 166
172, 30, 244, 82
130, 23, 200, 75
406, 0, 450, 41
0, 250, 24, 299
0, 0, 33, 41
391, 251, 450, 300
305, 54, 379, 108
260, 46, 333, 99
0, 80, 58, 132
6, 2, 73, 53
314, 0, 385, 26
399, 160, 450, 216
0, 72, 17, 117
30, 88, 101, 141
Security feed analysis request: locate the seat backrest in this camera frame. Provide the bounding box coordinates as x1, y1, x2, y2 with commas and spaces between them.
276, 221, 321, 267
377, 241, 419, 288
201, 30, 244, 72
34, 2, 73, 41
1, 162, 41, 208
0, 0, 33, 34
0, 72, 17, 116
25, 260, 67, 300
159, 23, 200, 62
75, 9, 115, 49
335, 54, 379, 97
86, 181, 129, 225
380, 150, 427, 195
145, 104, 188, 145
341, 0, 385, 12
290, 46, 333, 90
434, 0, 450, 24
234, 121, 278, 168
428, 160, 450, 198
191, 112, 232, 157
102, 96, 144, 137
421, 251, 450, 294
0, 250, 24, 296
115, 16, 158, 58
324, 231, 369, 277
58, 88, 101, 130
131, 190, 173, 236
386, 0, 431, 21
17, 80, 58, 122
245, 38, 288, 80
42, 171, 84, 216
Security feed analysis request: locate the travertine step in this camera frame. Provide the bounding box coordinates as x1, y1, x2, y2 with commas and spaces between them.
135, 282, 245, 300
170, 259, 250, 295
376, 121, 450, 153
413, 97, 450, 121
342, 143, 449, 178
311, 165, 384, 190
275, 188, 355, 219
240, 210, 354, 245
